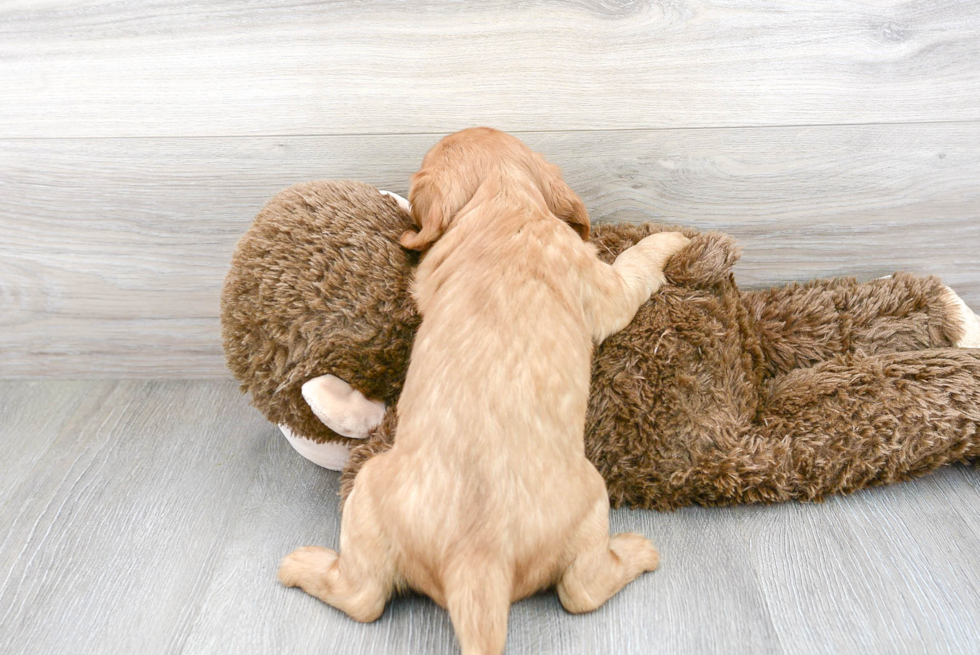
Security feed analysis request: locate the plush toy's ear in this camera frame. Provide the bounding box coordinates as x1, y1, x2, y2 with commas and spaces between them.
401, 169, 456, 251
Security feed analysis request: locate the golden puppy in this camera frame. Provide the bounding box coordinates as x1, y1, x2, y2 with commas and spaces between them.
279, 128, 689, 655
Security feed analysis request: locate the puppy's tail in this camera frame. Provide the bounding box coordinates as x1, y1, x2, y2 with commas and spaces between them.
444, 560, 511, 655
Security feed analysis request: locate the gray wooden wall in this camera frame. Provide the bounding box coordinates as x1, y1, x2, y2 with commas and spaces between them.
2, 0, 978, 378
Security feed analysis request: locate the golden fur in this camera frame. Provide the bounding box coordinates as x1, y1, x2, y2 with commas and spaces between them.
277, 128, 689, 655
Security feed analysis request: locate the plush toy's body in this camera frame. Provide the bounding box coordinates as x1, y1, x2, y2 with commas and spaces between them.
222, 180, 980, 511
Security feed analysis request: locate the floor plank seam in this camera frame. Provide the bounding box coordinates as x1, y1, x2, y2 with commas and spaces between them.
3, 117, 980, 142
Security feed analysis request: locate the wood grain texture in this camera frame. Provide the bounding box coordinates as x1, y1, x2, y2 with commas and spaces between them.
0, 380, 270, 655
2, 124, 978, 377
1, 1, 979, 137
0, 381, 93, 500
1, 381, 980, 654
736, 468, 980, 654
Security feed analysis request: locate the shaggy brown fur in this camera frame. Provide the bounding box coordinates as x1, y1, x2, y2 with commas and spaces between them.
221, 181, 420, 448
222, 181, 980, 511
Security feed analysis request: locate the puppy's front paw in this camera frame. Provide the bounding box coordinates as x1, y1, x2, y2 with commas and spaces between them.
630, 232, 691, 294
278, 546, 338, 589
610, 532, 660, 573
639, 231, 691, 266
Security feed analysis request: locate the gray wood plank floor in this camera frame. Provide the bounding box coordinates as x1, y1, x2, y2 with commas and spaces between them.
2, 380, 979, 655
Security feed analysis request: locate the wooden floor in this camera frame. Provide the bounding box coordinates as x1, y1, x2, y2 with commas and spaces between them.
0, 380, 978, 655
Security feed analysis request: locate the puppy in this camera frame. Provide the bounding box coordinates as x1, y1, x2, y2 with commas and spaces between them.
279, 128, 689, 655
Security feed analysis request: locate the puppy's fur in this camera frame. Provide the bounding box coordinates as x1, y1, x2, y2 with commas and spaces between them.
279, 128, 689, 655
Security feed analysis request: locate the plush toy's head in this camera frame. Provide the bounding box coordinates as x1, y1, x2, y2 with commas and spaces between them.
221, 180, 420, 444
221, 179, 744, 461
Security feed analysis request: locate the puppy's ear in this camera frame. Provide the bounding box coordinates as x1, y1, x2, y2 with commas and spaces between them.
546, 177, 590, 241
401, 169, 450, 251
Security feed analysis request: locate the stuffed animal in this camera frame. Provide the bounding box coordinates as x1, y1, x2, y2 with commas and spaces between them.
221, 180, 980, 511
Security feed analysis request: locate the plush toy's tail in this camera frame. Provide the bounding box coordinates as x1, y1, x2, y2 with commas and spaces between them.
668, 348, 980, 507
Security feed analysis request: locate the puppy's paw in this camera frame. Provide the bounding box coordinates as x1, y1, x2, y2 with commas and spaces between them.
653, 231, 692, 254
610, 532, 660, 573
639, 232, 691, 265
278, 546, 338, 589
944, 286, 980, 348
626, 232, 691, 295
634, 232, 691, 274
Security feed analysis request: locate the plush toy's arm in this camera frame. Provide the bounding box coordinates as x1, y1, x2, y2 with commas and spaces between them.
276, 374, 387, 472
301, 374, 386, 439
584, 232, 690, 343
742, 272, 979, 378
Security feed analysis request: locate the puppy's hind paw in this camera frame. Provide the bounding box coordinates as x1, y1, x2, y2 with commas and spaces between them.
610, 532, 660, 573
278, 546, 338, 589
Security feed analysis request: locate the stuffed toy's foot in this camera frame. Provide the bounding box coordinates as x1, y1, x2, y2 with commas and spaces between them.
944, 286, 980, 348
280, 374, 387, 471
279, 424, 353, 471
302, 374, 387, 439
379, 189, 411, 214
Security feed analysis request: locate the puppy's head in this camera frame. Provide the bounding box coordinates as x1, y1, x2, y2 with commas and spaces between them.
401, 127, 590, 250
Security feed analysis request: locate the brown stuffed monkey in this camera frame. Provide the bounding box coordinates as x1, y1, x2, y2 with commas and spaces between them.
221, 180, 980, 511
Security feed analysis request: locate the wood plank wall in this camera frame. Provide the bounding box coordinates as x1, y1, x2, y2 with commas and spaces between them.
1, 1, 978, 377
